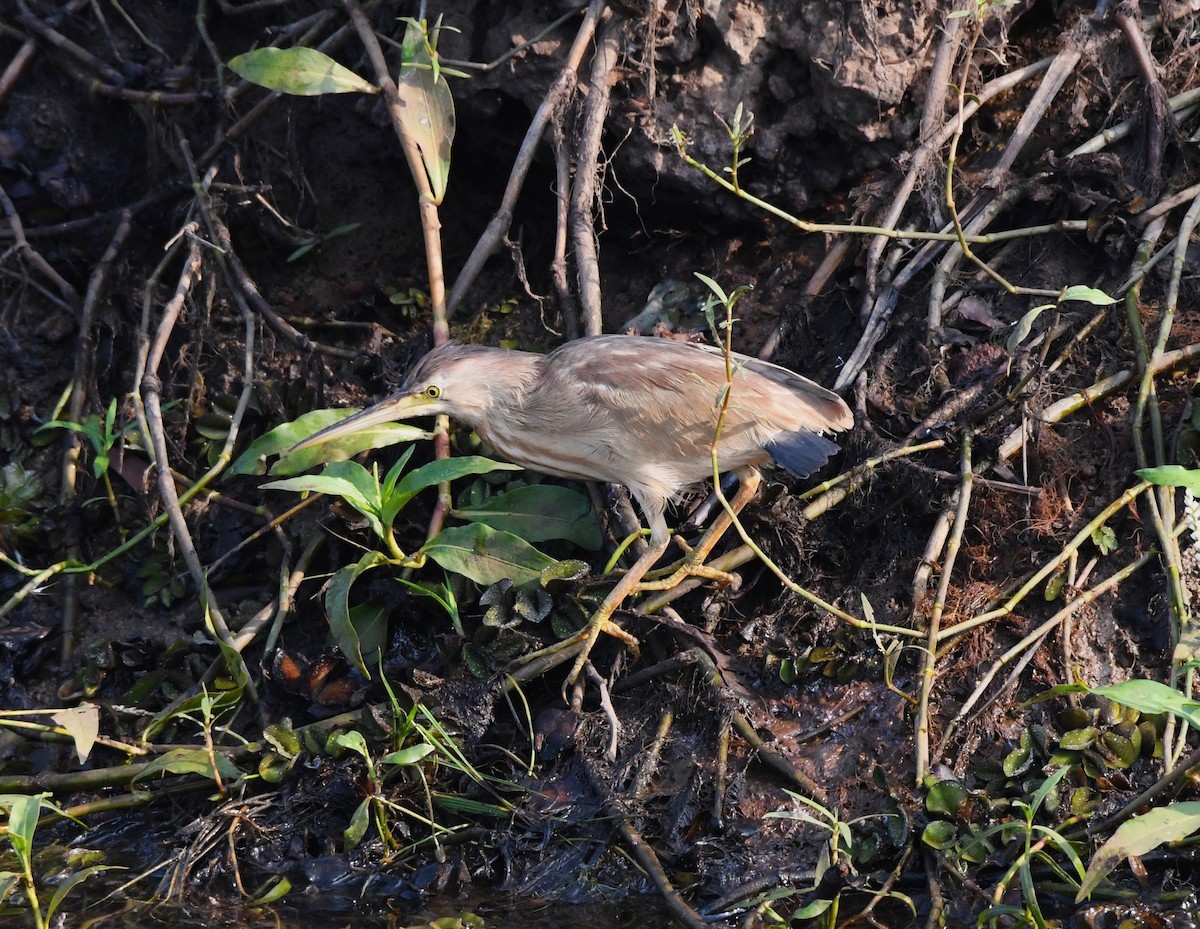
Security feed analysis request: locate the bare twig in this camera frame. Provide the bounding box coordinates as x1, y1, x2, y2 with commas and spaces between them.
446, 0, 606, 315
915, 432, 972, 782
569, 12, 621, 336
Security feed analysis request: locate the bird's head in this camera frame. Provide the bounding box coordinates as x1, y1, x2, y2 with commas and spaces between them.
292, 342, 530, 451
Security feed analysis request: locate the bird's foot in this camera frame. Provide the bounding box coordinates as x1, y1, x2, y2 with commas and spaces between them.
504, 539, 669, 694
504, 616, 639, 690
636, 553, 739, 592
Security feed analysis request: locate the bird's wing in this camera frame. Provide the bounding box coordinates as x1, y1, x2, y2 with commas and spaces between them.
552, 336, 852, 436
681, 341, 853, 430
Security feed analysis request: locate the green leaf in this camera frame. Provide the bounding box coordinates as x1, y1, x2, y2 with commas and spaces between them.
264, 459, 385, 537
228, 408, 427, 477
381, 743, 435, 766
103, 398, 117, 439
920, 820, 957, 849
35, 418, 103, 444
333, 730, 370, 760
396, 21, 455, 202
249, 876, 291, 906
925, 780, 970, 817
381, 446, 416, 499
0, 793, 46, 858
142, 687, 242, 743
264, 722, 302, 758
791, 899, 834, 920
0, 873, 19, 905
1091, 524, 1117, 555
343, 797, 372, 851
454, 484, 602, 549
385, 456, 519, 528
1093, 679, 1200, 729
1136, 465, 1200, 493
325, 552, 391, 677
228, 47, 378, 96
1028, 764, 1071, 815
694, 272, 730, 306
1059, 284, 1117, 306
1007, 304, 1052, 356
395, 455, 519, 498
134, 748, 241, 783
1058, 726, 1099, 751
1076, 802, 1200, 901
421, 523, 557, 586
46, 866, 121, 923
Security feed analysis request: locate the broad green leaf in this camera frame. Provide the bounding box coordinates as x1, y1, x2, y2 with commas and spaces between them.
395, 455, 519, 498
1136, 465, 1200, 493
228, 47, 377, 96
791, 899, 834, 921
396, 21, 455, 202
46, 866, 121, 924
271, 423, 429, 476
422, 523, 557, 586
925, 780, 970, 817
0, 873, 18, 904
258, 753, 293, 783
454, 484, 601, 549
1006, 304, 1052, 356
333, 730, 370, 760
385, 456, 519, 527
264, 722, 302, 758
142, 687, 242, 743
0, 793, 46, 856
1059, 284, 1117, 306
1077, 802, 1200, 901
325, 552, 391, 677
920, 820, 957, 849
249, 876, 292, 906
343, 797, 372, 851
51, 703, 99, 763
264, 460, 384, 537
1093, 679, 1200, 729
1058, 727, 1099, 751
134, 748, 241, 783
382, 743, 435, 766
228, 408, 427, 477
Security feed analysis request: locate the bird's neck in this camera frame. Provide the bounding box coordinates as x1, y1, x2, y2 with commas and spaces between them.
468, 353, 543, 423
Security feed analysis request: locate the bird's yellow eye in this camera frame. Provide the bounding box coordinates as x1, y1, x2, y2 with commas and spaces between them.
424, 385, 441, 399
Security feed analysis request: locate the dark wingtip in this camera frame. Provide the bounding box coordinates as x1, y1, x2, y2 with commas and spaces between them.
766, 432, 842, 478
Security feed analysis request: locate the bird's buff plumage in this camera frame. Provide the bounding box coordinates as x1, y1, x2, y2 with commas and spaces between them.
295, 335, 853, 545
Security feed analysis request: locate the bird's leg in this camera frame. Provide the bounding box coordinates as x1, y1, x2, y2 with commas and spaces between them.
636, 468, 762, 592
505, 537, 670, 688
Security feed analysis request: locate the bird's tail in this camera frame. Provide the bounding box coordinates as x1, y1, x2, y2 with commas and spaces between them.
765, 432, 841, 478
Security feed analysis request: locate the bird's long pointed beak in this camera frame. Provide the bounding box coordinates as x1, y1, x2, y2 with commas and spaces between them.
291, 393, 434, 451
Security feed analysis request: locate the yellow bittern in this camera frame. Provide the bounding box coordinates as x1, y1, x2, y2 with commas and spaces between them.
295, 335, 852, 684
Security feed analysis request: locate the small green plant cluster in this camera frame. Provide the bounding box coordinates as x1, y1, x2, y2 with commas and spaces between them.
0, 462, 45, 549
36, 397, 135, 528
0, 794, 113, 929
228, 404, 601, 677
922, 765, 1085, 927
761, 787, 911, 926
137, 540, 189, 609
